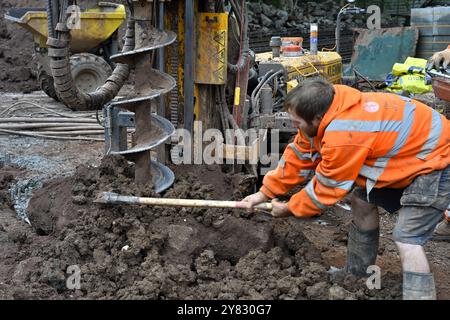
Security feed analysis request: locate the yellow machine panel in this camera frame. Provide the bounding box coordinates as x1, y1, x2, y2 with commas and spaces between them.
256, 51, 342, 86
195, 12, 228, 85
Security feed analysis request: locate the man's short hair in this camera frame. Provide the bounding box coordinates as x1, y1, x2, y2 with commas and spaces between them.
283, 78, 335, 123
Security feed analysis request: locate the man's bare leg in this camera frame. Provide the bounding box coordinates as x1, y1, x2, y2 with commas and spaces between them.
351, 195, 379, 231
396, 242, 430, 273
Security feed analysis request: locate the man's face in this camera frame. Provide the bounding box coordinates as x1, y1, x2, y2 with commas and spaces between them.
288, 110, 322, 138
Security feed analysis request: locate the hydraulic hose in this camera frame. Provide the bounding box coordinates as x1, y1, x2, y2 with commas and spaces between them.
250, 70, 274, 109
252, 70, 283, 114
227, 0, 250, 74
46, 1, 134, 110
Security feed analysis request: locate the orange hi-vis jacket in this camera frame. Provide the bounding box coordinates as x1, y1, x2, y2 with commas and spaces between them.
260, 85, 450, 217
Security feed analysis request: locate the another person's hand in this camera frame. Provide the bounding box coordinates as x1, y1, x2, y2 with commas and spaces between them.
428, 47, 450, 70
270, 199, 291, 218
239, 191, 269, 212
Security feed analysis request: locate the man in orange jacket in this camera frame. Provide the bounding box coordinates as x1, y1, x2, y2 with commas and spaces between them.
240, 79, 449, 300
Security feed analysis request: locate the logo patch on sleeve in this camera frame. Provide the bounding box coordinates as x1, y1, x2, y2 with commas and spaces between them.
363, 101, 380, 113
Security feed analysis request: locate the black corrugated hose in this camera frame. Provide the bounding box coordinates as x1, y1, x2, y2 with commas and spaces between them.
45, 0, 134, 110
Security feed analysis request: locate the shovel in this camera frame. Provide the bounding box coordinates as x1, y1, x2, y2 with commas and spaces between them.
94, 192, 273, 212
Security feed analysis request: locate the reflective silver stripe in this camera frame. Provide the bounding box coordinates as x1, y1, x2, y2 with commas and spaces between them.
288, 143, 310, 160
359, 163, 386, 198
305, 178, 328, 210
326, 100, 415, 135
359, 163, 387, 183
288, 143, 320, 162
311, 152, 320, 161
308, 137, 314, 148
359, 102, 416, 196
315, 172, 354, 191
309, 136, 322, 154
279, 156, 285, 178
386, 101, 416, 157
417, 109, 443, 160
326, 119, 401, 132
299, 169, 313, 178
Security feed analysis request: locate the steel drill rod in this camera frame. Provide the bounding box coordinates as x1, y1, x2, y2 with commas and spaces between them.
95, 192, 273, 211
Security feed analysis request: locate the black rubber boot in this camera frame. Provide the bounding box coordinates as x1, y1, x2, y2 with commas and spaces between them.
344, 222, 379, 277
403, 272, 436, 300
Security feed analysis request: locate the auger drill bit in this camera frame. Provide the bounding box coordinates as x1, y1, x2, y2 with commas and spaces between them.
110, 0, 176, 192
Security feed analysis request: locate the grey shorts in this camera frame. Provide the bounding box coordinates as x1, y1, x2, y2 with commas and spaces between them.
353, 166, 450, 246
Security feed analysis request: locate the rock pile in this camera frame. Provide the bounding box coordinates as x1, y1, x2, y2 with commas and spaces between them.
247, 0, 399, 33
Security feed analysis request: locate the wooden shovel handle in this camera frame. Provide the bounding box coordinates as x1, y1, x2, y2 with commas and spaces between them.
95, 192, 273, 211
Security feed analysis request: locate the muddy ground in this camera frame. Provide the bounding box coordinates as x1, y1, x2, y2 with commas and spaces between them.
1, 152, 449, 300
0, 0, 44, 93
0, 154, 401, 300
0, 90, 449, 301
0, 92, 449, 300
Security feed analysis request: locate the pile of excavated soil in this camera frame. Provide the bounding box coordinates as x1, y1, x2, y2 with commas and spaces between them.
0, 0, 45, 93
0, 155, 402, 299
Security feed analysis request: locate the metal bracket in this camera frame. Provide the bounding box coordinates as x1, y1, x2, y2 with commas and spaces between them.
104, 104, 135, 154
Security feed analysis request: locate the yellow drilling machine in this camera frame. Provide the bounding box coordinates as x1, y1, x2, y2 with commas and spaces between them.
7, 0, 343, 193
